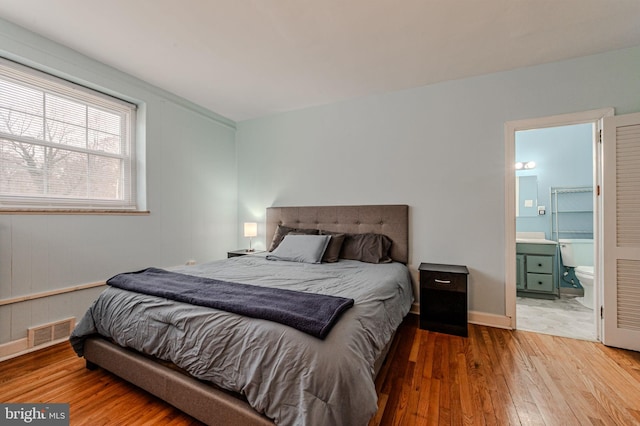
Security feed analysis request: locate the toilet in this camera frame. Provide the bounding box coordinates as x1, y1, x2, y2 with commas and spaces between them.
559, 239, 594, 309
574, 266, 595, 308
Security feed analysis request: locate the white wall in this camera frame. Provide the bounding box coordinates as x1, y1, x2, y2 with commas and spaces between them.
0, 19, 238, 347
236, 45, 640, 321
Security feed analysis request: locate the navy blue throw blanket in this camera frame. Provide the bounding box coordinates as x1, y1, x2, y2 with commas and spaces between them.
107, 267, 354, 339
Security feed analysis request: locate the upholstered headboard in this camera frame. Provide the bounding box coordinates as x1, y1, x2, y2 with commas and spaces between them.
266, 205, 409, 264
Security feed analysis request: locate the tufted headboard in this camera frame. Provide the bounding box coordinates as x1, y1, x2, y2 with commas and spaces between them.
266, 205, 409, 264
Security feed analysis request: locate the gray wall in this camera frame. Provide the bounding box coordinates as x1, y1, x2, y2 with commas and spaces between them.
236, 45, 640, 320
2, 15, 639, 345
0, 19, 238, 345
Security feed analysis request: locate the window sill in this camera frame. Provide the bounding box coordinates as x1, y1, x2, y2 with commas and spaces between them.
0, 209, 150, 215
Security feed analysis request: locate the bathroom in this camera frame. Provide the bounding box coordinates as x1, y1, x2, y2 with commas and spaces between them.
515, 123, 596, 341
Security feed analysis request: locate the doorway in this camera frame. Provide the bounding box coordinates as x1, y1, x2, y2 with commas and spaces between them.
515, 124, 595, 340
504, 108, 614, 341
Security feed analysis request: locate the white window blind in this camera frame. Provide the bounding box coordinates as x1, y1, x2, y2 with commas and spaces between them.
0, 58, 137, 210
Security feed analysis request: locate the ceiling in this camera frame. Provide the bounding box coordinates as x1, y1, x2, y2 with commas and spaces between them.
0, 0, 639, 122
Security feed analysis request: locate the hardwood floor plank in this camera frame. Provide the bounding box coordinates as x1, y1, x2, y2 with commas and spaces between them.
425, 378, 441, 426
436, 334, 452, 425
0, 344, 203, 425
480, 327, 539, 425
405, 330, 430, 424
564, 337, 640, 424
2, 315, 640, 426
495, 330, 552, 424
414, 330, 437, 425
370, 393, 389, 426
548, 337, 620, 425
464, 327, 498, 426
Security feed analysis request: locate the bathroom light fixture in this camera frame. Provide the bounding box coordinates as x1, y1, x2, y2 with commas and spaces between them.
244, 222, 257, 252
515, 161, 536, 170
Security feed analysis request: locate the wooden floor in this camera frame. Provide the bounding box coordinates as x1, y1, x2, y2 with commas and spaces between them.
1, 314, 639, 425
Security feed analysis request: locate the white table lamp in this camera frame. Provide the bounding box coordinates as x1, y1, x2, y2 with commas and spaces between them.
244, 222, 257, 252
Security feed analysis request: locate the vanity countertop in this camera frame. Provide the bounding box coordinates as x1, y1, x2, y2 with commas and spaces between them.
516, 238, 557, 245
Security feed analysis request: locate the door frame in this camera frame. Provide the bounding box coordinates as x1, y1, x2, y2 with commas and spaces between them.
504, 108, 614, 334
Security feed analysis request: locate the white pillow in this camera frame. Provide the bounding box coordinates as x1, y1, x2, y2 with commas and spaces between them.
265, 234, 331, 264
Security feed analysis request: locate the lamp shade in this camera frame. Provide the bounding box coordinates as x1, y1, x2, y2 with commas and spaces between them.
244, 222, 257, 238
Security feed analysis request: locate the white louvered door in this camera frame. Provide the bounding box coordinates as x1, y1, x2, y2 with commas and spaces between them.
602, 112, 640, 351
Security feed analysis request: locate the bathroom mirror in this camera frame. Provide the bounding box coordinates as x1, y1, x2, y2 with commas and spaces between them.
516, 175, 538, 217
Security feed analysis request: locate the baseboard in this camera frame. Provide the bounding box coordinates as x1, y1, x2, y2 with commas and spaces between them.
0, 337, 28, 360
410, 304, 514, 330
560, 287, 584, 296
0, 317, 75, 362
468, 311, 513, 330
0, 337, 71, 362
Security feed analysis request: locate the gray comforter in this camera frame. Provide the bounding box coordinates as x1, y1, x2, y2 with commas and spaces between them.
70, 254, 413, 426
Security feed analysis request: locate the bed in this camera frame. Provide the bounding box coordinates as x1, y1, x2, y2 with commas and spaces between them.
70, 205, 413, 426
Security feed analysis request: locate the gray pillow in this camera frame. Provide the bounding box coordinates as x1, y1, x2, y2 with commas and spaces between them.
340, 233, 393, 264
268, 225, 319, 252
266, 234, 331, 264
319, 231, 346, 263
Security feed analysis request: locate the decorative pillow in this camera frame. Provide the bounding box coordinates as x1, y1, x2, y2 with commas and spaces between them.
319, 231, 346, 263
268, 225, 319, 252
340, 233, 393, 264
266, 234, 331, 264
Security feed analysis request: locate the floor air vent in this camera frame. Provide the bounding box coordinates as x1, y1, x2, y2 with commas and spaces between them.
28, 318, 75, 348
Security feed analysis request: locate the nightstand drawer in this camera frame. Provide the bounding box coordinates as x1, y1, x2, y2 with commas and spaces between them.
526, 273, 554, 292
526, 255, 553, 274
420, 272, 466, 293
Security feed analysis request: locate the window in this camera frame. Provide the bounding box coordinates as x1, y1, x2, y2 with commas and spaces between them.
0, 58, 137, 211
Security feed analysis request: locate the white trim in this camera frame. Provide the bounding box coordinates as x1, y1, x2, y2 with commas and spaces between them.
469, 311, 513, 329
0, 337, 28, 360
0, 281, 106, 306
504, 108, 613, 331
0, 337, 70, 362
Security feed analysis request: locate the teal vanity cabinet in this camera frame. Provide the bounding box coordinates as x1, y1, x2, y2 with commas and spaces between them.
516, 242, 558, 298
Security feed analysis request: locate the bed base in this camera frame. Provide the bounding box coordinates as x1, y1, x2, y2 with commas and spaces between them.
84, 337, 273, 426
84, 334, 395, 426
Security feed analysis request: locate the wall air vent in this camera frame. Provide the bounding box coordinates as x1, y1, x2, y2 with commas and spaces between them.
27, 318, 75, 348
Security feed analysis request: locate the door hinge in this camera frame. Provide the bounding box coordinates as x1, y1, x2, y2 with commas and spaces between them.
600, 306, 603, 319
597, 185, 601, 196
599, 129, 602, 143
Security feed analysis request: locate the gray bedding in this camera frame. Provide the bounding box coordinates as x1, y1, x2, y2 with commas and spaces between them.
70, 254, 413, 426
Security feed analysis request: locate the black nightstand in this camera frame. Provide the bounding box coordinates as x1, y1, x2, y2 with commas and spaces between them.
227, 249, 265, 258
419, 262, 469, 337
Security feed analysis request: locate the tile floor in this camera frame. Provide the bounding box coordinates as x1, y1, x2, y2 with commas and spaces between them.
516, 295, 597, 341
